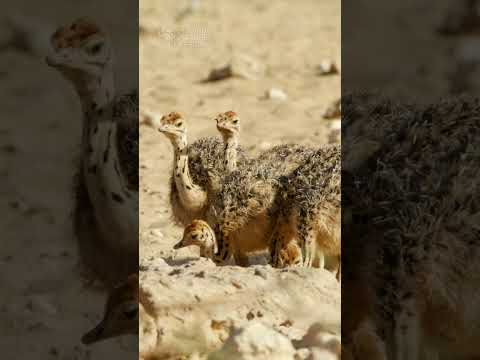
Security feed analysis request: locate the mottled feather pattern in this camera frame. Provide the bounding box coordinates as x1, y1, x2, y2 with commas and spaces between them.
342, 93, 480, 350
169, 137, 250, 226
114, 91, 139, 191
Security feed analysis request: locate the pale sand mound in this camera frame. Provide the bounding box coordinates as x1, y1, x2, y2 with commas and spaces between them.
139, 258, 340, 359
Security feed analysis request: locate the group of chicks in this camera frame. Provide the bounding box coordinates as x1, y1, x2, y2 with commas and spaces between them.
148, 110, 341, 277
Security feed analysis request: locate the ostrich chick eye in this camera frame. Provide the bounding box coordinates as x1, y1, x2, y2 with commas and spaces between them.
232, 119, 239, 124
89, 42, 104, 55
176, 121, 183, 127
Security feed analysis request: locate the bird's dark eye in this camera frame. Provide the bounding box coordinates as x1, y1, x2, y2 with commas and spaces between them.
176, 121, 183, 127
123, 303, 138, 319
232, 119, 239, 124
89, 42, 104, 55
192, 234, 198, 240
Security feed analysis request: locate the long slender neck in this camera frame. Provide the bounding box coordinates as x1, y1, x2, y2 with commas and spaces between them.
75, 66, 135, 216
71, 65, 115, 147
222, 133, 238, 173
171, 136, 207, 212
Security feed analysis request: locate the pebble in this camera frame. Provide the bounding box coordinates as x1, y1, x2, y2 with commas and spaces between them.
254, 268, 268, 280
264, 88, 288, 101
149, 229, 164, 239
329, 120, 341, 131
316, 60, 339, 76
322, 99, 341, 119
205, 54, 264, 81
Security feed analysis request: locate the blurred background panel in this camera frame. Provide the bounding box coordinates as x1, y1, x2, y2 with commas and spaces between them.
343, 0, 480, 101
0, 1, 138, 359
342, 0, 480, 358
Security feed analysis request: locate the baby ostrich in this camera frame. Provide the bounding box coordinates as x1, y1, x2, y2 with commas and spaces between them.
270, 145, 341, 276
173, 219, 216, 259
145, 111, 250, 226
175, 218, 304, 267
82, 274, 139, 345
46, 18, 138, 286
208, 158, 299, 266
209, 111, 314, 265
215, 111, 241, 173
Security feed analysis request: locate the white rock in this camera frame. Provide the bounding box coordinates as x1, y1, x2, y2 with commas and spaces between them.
322, 99, 341, 119
149, 229, 164, 239
264, 88, 288, 101
317, 60, 339, 76
329, 120, 341, 131
231, 53, 265, 80
209, 322, 295, 360
206, 54, 264, 81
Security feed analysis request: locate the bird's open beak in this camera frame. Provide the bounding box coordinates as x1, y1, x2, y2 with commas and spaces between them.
45, 50, 67, 68
173, 239, 187, 249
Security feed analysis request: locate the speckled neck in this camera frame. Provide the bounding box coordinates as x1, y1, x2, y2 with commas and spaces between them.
171, 134, 207, 213
223, 135, 238, 173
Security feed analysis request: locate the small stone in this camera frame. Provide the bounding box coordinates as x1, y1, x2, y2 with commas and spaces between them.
316, 60, 339, 76
254, 268, 268, 280
204, 54, 264, 82
323, 99, 341, 119
168, 269, 182, 276
149, 229, 164, 239
246, 311, 255, 320
231, 280, 243, 289
194, 271, 206, 278
329, 120, 341, 131
139, 264, 149, 271
280, 319, 293, 327
206, 64, 233, 81
264, 88, 288, 101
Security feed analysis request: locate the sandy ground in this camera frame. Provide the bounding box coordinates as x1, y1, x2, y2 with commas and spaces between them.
0, 1, 137, 359
139, 0, 340, 358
